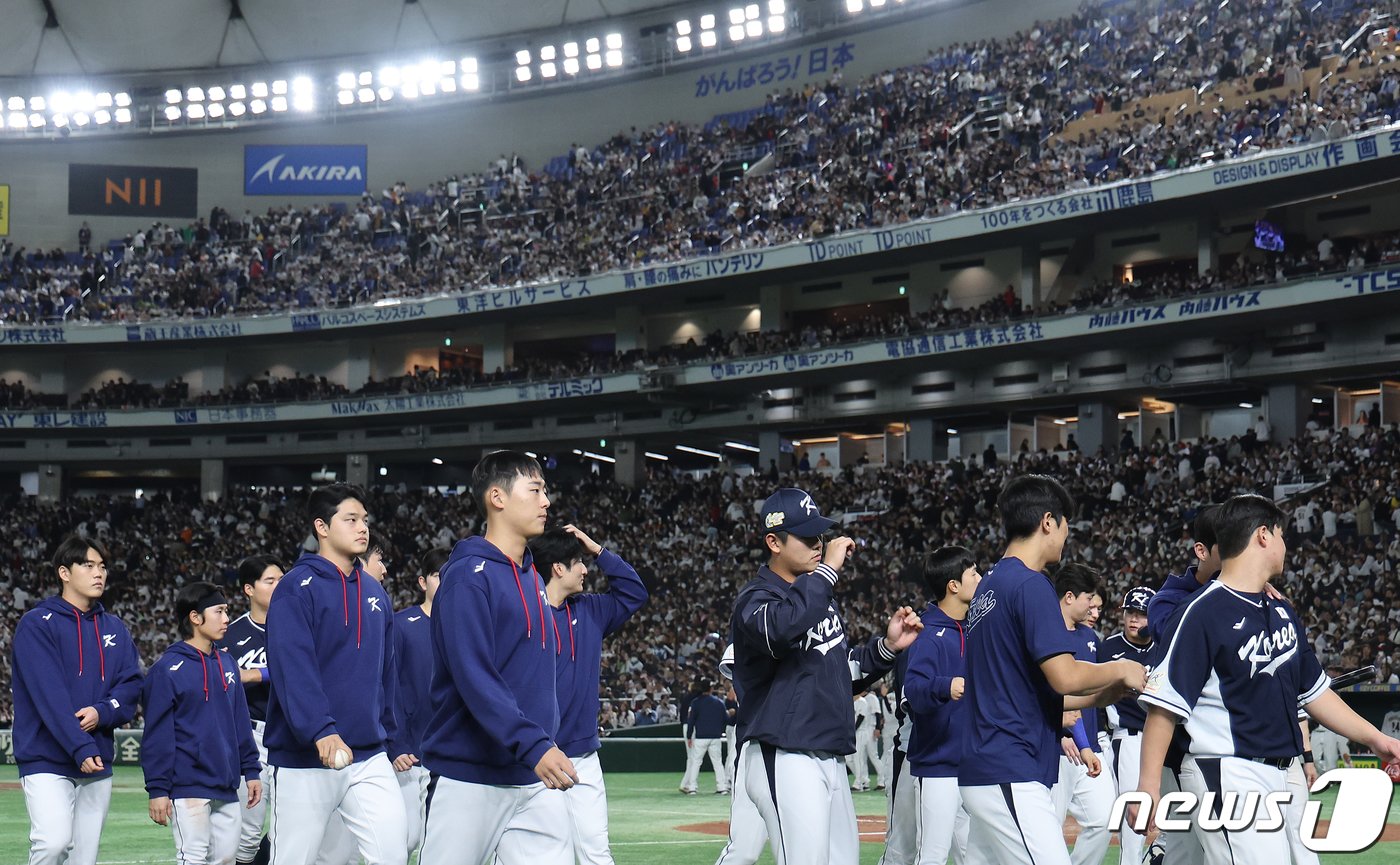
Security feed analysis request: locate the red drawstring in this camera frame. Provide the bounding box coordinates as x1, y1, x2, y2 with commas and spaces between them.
199, 651, 209, 702
955, 619, 965, 657
552, 611, 561, 656
509, 560, 533, 640
565, 601, 576, 661
336, 566, 363, 649
339, 568, 349, 626
95, 618, 105, 681
73, 610, 84, 676
530, 566, 546, 650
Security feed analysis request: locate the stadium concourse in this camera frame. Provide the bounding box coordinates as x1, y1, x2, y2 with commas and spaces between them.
1, 424, 1397, 730
1, 0, 1398, 324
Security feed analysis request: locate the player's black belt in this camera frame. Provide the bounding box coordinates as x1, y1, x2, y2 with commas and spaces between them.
1241, 756, 1291, 769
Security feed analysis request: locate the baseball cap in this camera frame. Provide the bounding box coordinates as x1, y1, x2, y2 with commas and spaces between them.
1123, 586, 1155, 612
761, 488, 837, 538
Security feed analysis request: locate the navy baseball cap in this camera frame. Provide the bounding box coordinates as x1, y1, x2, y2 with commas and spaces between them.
761, 488, 837, 538
1123, 586, 1155, 612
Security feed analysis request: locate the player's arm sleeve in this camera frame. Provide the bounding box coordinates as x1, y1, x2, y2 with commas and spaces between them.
266, 589, 338, 743
903, 633, 954, 712
380, 608, 402, 758
1022, 580, 1080, 664
596, 550, 650, 635
231, 673, 261, 781
733, 566, 839, 659
140, 669, 176, 799
1296, 625, 1330, 707
96, 623, 143, 728
437, 578, 554, 768
1138, 606, 1211, 719
1147, 572, 1199, 642
850, 634, 897, 692
12, 618, 99, 766
1068, 718, 1091, 750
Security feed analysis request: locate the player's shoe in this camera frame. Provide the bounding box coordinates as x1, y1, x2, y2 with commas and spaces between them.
1143, 840, 1165, 865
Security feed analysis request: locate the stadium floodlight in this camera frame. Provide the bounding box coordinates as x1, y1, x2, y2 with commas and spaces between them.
357, 87, 374, 103
540, 45, 556, 61
516, 49, 531, 66
94, 91, 111, 108
377, 86, 394, 101
94, 109, 111, 124
439, 77, 456, 92
725, 441, 761, 453
270, 95, 288, 112
208, 103, 225, 118
379, 66, 401, 86
729, 8, 745, 25
50, 91, 71, 113
165, 88, 182, 104
586, 37, 601, 53
52, 114, 67, 127
460, 73, 479, 90
114, 107, 132, 122
870, 0, 886, 5
439, 59, 455, 76
29, 96, 44, 111
747, 3, 760, 19
292, 76, 312, 95
229, 84, 246, 100
563, 57, 579, 75
587, 52, 604, 68
8, 96, 24, 111
564, 41, 579, 58
357, 71, 372, 86
186, 103, 205, 119
768, 15, 785, 32
606, 32, 622, 49
700, 13, 716, 28
676, 444, 722, 459
946, 427, 958, 435
700, 30, 718, 47
645, 452, 670, 461
846, 0, 862, 11
250, 98, 267, 114
6, 112, 21, 128
540, 61, 557, 78
292, 93, 314, 112
746, 19, 762, 37
1239, 402, 1254, 409
402, 82, 420, 99
729, 23, 745, 41
271, 79, 288, 95
461, 57, 477, 73
676, 35, 693, 52
337, 72, 356, 89
164, 105, 181, 120
515, 66, 531, 82
186, 86, 204, 102
72, 112, 89, 126
676, 19, 691, 36
114, 91, 131, 107
769, 0, 785, 12
338, 90, 354, 105
207, 86, 226, 101
605, 49, 622, 67
28, 112, 44, 127
251, 82, 268, 98
227, 102, 245, 117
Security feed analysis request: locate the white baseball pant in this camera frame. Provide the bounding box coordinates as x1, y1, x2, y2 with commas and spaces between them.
1110, 732, 1145, 865
743, 742, 859, 865
683, 738, 728, 793
714, 742, 767, 865
22, 773, 112, 865
172, 797, 243, 865
1158, 763, 1204, 865
267, 753, 407, 865
1311, 727, 1349, 771
563, 751, 614, 864
918, 775, 970, 865
1053, 754, 1114, 865
879, 728, 895, 789
397, 764, 429, 861
961, 781, 1072, 865
724, 726, 738, 791
847, 727, 879, 790
877, 749, 920, 865
1284, 758, 1319, 865
1179, 756, 1288, 865
237, 723, 271, 863
419, 774, 572, 865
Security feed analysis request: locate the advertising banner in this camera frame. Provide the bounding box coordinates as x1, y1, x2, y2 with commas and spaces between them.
244, 144, 367, 195
67, 164, 197, 218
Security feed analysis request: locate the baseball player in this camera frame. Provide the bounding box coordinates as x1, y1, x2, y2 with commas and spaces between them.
419, 451, 576, 865
904, 546, 981, 865
876, 629, 919, 865
222, 555, 284, 865
390, 546, 450, 862
715, 643, 768, 865
532, 523, 650, 864
263, 484, 407, 865
13, 536, 143, 865
847, 690, 880, 791
1309, 721, 1351, 771
724, 685, 740, 791
729, 487, 923, 865
683, 680, 731, 795
1133, 494, 1400, 865
959, 475, 1146, 865
1099, 586, 1156, 865
878, 683, 897, 790
142, 581, 263, 865
1051, 564, 1116, 865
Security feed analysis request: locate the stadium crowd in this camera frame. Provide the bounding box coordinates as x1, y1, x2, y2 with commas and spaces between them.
1, 0, 1397, 325
1, 421, 1398, 730
4, 224, 1394, 412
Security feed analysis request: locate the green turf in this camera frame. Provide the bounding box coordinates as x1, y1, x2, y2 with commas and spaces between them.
0, 767, 1394, 865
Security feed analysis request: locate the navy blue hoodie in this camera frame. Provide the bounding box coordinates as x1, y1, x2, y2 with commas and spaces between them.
264, 554, 398, 768
546, 549, 649, 757
392, 604, 433, 758
422, 537, 560, 785
11, 596, 143, 778
730, 563, 896, 755
904, 604, 968, 778
141, 641, 260, 801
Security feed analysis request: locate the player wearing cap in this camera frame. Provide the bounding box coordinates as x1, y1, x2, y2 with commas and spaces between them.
419, 451, 576, 865
13, 535, 144, 865
684, 680, 732, 795
730, 487, 923, 865
263, 484, 406, 865
958, 475, 1146, 865
1100, 585, 1156, 865
223, 555, 283, 865
1133, 494, 1400, 865
847, 689, 880, 792
903, 546, 981, 865
714, 643, 768, 865
389, 547, 450, 862
143, 581, 263, 865
532, 523, 650, 864
1051, 564, 1116, 865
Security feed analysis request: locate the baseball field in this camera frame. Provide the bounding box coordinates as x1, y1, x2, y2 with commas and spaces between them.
0, 766, 1394, 865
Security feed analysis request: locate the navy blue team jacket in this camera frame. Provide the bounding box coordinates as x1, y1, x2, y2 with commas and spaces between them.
546, 549, 649, 758
264, 554, 399, 768
393, 604, 433, 758
903, 604, 968, 778
141, 641, 260, 801
220, 612, 270, 722
11, 596, 143, 778
1100, 632, 1153, 733
730, 563, 897, 755
687, 694, 729, 739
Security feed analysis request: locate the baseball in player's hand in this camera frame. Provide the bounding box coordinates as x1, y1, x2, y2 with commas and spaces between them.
315, 734, 353, 770
246, 779, 262, 808
1082, 749, 1102, 778
75, 706, 99, 732
149, 796, 173, 826
1061, 737, 1083, 765
79, 756, 103, 774
823, 536, 856, 570
882, 606, 923, 653
393, 753, 419, 772
563, 524, 603, 556
534, 745, 579, 790
949, 677, 965, 701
